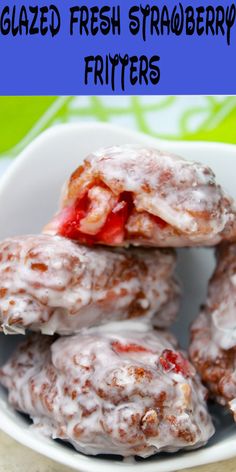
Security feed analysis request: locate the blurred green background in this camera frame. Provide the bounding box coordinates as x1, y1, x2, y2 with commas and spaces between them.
0, 96, 236, 159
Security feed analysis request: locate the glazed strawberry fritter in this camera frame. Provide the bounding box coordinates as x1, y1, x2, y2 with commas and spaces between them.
0, 234, 179, 334
190, 243, 236, 420
0, 324, 214, 457
45, 145, 236, 247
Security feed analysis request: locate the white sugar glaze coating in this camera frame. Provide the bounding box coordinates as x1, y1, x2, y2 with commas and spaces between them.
0, 323, 215, 457
45, 145, 236, 247
190, 243, 236, 420
0, 234, 179, 335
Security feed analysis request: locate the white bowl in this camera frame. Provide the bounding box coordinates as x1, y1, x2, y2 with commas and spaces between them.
0, 123, 236, 472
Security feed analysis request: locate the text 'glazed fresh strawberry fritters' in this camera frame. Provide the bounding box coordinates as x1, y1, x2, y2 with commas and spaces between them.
0, 324, 214, 457
45, 145, 236, 247
0, 234, 179, 335
190, 243, 236, 420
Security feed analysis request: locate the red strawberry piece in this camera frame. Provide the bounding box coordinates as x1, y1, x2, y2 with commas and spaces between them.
111, 341, 151, 354
159, 350, 194, 377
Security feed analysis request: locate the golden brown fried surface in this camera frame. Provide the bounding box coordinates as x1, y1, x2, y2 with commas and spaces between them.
45, 145, 236, 247
0, 234, 179, 334
190, 243, 236, 419
0, 325, 214, 457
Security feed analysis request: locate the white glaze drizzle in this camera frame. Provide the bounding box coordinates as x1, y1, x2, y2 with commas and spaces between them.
58, 145, 236, 247
190, 243, 236, 417
0, 326, 214, 457
0, 234, 179, 334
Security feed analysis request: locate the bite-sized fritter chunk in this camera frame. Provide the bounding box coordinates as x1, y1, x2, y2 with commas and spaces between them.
45, 145, 236, 247
190, 243, 236, 420
0, 234, 179, 334
0, 323, 214, 457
